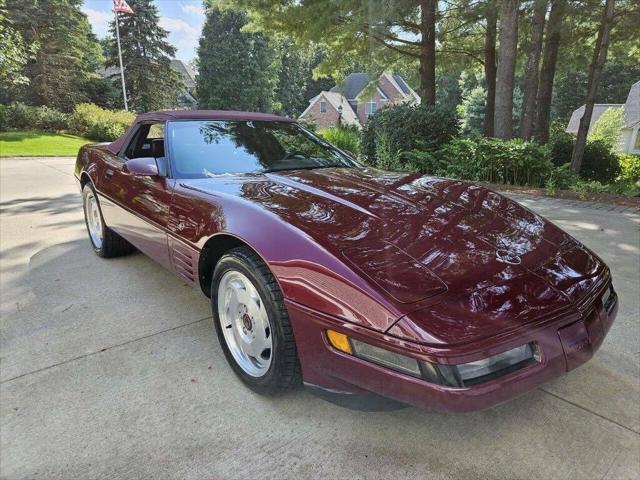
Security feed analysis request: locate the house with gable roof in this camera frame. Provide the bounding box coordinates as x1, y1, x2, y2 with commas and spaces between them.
299, 72, 420, 129
566, 80, 640, 154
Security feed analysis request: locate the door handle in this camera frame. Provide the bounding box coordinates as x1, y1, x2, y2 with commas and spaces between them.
105, 169, 114, 178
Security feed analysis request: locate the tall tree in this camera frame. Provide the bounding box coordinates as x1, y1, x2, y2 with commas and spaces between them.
534, 0, 565, 143
420, 0, 437, 104
483, 1, 498, 136
4, 0, 104, 111
105, 0, 181, 112
196, 6, 277, 111
520, 0, 548, 139
571, 0, 617, 173
0, 0, 37, 88
494, 0, 520, 139
235, 0, 440, 105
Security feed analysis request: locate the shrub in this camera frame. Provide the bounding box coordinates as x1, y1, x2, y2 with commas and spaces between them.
0, 103, 68, 132
618, 154, 640, 183
549, 132, 621, 183
360, 103, 459, 167
434, 137, 552, 187
579, 139, 620, 182
546, 163, 580, 195
588, 107, 624, 152
318, 125, 360, 156
68, 103, 135, 141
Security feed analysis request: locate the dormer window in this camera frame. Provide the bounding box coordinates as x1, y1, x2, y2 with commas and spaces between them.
365, 101, 377, 116
320, 101, 327, 113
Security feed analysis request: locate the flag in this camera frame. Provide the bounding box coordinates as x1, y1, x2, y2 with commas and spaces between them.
114, 0, 134, 15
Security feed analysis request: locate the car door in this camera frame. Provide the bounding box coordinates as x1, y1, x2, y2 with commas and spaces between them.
97, 122, 173, 270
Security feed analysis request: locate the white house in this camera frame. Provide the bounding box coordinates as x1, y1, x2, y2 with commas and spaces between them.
566, 80, 640, 154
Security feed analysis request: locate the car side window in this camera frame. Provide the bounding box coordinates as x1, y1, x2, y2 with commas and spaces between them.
123, 123, 168, 176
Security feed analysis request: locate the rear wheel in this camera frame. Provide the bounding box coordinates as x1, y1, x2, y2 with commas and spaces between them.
82, 183, 135, 258
212, 247, 302, 395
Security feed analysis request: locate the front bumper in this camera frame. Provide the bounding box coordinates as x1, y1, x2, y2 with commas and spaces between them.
287, 288, 618, 412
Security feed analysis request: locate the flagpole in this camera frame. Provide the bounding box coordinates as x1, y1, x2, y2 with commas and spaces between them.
114, 8, 128, 111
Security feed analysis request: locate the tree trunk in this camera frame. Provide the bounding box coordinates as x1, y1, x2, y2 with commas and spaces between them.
520, 0, 548, 139
419, 0, 437, 105
570, 0, 616, 173
534, 0, 565, 143
494, 0, 520, 139
483, 3, 498, 137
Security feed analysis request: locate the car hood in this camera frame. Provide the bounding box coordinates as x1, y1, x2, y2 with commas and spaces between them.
185, 167, 606, 344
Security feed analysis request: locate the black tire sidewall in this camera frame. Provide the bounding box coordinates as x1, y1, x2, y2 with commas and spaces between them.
211, 252, 290, 394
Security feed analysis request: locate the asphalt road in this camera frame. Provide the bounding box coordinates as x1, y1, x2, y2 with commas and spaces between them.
1, 157, 639, 480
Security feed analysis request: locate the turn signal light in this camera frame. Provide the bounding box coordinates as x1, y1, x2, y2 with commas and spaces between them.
326, 330, 353, 354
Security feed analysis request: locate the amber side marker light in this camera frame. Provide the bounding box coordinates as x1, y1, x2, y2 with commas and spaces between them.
326, 330, 353, 354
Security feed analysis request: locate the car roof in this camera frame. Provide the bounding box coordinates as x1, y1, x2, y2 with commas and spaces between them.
135, 110, 292, 123
108, 110, 293, 154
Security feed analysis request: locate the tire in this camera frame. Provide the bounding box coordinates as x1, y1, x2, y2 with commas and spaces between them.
211, 246, 302, 395
82, 183, 136, 258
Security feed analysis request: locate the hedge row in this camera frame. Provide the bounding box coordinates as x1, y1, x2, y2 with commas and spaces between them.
0, 102, 135, 141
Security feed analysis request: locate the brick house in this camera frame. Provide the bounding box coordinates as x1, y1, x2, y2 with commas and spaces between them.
299, 72, 421, 129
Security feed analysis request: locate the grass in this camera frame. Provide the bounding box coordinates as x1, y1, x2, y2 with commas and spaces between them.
0, 131, 92, 157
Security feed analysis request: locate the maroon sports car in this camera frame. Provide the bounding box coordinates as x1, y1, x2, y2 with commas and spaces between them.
74, 110, 618, 412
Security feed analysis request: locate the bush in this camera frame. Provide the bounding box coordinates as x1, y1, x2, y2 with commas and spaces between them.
68, 103, 135, 141
318, 125, 360, 156
360, 103, 459, 167
546, 163, 580, 194
618, 154, 640, 183
433, 137, 552, 187
579, 139, 621, 182
549, 132, 621, 183
588, 107, 624, 152
0, 103, 68, 132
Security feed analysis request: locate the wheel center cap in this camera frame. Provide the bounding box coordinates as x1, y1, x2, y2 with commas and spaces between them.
242, 313, 252, 331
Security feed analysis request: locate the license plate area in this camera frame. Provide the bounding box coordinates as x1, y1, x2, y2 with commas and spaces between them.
558, 320, 593, 371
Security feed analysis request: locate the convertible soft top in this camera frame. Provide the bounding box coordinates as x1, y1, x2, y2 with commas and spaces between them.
108, 110, 293, 155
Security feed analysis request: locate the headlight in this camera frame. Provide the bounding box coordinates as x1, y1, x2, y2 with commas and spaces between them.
350, 338, 422, 377
326, 329, 537, 387
421, 343, 537, 387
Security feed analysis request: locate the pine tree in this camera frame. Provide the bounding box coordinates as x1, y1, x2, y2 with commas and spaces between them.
105, 0, 181, 112
4, 0, 104, 111
196, 6, 277, 112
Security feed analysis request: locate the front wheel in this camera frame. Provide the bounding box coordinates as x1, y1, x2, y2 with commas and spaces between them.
211, 247, 302, 395
82, 183, 135, 258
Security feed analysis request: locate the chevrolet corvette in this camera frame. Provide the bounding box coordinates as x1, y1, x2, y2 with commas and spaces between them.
74, 110, 618, 411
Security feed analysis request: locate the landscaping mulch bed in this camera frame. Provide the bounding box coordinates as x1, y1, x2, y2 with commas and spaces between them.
484, 183, 640, 209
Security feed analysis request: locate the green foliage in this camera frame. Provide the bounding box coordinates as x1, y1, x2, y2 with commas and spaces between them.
104, 0, 182, 112
545, 163, 580, 194
549, 132, 621, 182
578, 139, 621, 183
1, 103, 68, 132
0, 0, 37, 87
3, 0, 105, 111
197, 6, 277, 112
361, 103, 459, 165
431, 137, 552, 186
618, 154, 640, 183
68, 103, 135, 141
588, 107, 624, 152
318, 126, 360, 155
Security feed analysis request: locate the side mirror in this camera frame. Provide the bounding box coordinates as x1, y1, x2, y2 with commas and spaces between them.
124, 157, 158, 176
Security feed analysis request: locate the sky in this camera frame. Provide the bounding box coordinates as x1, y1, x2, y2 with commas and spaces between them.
82, 0, 206, 63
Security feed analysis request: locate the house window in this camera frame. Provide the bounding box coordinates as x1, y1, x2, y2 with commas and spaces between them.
320, 101, 327, 113
634, 127, 640, 152
365, 101, 377, 116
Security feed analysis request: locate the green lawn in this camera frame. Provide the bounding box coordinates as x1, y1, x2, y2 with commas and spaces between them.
0, 131, 92, 157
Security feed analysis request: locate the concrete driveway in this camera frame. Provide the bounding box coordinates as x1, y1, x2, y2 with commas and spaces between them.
1, 157, 639, 480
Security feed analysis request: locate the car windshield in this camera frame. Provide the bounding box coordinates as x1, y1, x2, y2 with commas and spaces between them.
167, 120, 357, 178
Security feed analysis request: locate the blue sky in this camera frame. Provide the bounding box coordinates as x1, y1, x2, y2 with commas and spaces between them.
82, 0, 205, 62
